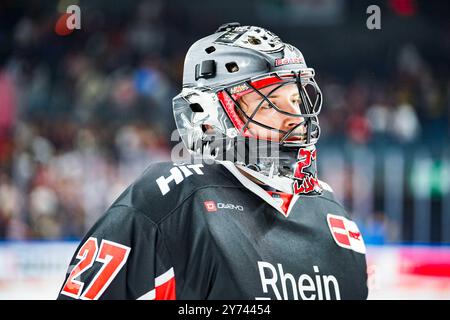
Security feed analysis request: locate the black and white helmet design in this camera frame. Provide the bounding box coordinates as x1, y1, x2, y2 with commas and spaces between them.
173, 23, 323, 179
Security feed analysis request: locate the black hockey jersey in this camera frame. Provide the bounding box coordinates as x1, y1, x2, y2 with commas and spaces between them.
57, 161, 368, 300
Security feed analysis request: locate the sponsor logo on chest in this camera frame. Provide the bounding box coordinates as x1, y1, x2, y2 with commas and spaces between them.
256, 261, 341, 300
203, 200, 244, 212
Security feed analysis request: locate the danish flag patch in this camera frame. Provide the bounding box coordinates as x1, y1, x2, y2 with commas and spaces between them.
327, 214, 366, 254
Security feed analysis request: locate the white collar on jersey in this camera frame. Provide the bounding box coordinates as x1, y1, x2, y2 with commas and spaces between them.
234, 164, 294, 194
217, 160, 300, 217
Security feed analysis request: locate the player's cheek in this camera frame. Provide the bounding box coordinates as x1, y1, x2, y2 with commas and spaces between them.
259, 111, 283, 129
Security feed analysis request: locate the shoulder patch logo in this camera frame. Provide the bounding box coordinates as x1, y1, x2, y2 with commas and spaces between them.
156, 164, 204, 196
326, 214, 366, 254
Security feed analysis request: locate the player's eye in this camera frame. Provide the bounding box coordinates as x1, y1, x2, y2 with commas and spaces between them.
258, 100, 272, 110
292, 97, 302, 106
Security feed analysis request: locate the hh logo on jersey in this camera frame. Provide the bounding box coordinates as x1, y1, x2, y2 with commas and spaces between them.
327, 214, 366, 254
156, 164, 204, 195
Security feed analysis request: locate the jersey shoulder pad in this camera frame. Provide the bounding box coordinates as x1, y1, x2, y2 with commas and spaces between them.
318, 179, 336, 204
318, 180, 343, 209
319, 179, 334, 193
317, 179, 354, 221
111, 161, 236, 223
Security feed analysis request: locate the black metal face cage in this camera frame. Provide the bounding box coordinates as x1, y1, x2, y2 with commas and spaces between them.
222, 70, 322, 146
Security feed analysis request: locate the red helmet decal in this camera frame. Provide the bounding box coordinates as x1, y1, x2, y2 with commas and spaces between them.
292, 146, 322, 195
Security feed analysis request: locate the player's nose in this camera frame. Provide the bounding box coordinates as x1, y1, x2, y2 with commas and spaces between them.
283, 116, 305, 134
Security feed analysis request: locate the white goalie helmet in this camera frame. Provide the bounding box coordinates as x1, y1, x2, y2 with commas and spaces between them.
173, 23, 323, 188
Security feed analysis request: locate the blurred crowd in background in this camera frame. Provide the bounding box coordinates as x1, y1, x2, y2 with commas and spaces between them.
0, 0, 448, 242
